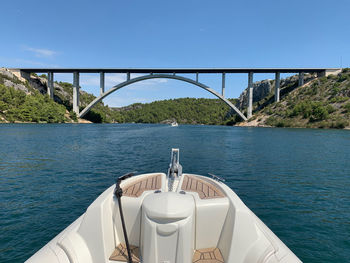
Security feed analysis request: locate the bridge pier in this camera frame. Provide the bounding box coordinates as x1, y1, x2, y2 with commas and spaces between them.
317, 71, 326, 78
19, 70, 31, 80
79, 73, 248, 121
275, 72, 280, 102
247, 72, 253, 119
14, 67, 339, 122
47, 72, 54, 99
73, 72, 80, 115
222, 73, 225, 97
100, 72, 105, 95
298, 72, 304, 86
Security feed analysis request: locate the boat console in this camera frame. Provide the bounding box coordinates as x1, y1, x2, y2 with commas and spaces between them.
141, 191, 195, 263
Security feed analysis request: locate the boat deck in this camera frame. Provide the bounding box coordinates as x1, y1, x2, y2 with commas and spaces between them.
193, 247, 224, 263
109, 244, 224, 263
122, 174, 162, 197
181, 175, 225, 199
109, 243, 140, 262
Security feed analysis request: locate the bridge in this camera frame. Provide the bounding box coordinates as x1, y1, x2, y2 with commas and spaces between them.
12, 68, 341, 121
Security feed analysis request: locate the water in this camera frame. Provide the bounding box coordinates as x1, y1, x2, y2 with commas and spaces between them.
0, 124, 349, 262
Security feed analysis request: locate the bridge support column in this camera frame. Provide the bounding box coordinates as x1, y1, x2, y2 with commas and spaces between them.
196, 72, 198, 82
47, 72, 54, 99
222, 73, 225, 97
247, 72, 253, 119
317, 71, 326, 78
73, 72, 80, 115
275, 72, 280, 102
100, 72, 105, 95
19, 70, 31, 80
298, 72, 304, 86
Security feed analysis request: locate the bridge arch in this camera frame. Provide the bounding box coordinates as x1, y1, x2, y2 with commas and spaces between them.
78, 74, 247, 121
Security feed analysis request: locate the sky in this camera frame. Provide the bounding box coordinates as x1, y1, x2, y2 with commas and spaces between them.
1, 0, 349, 107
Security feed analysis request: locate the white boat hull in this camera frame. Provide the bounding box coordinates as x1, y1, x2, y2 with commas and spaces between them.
26, 172, 301, 263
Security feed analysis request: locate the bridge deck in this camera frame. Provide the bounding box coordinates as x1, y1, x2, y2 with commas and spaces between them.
14, 67, 337, 74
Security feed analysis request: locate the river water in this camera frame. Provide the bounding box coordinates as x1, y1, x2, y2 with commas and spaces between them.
0, 124, 349, 262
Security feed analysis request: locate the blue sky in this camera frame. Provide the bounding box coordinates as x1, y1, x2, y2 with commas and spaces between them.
1, 0, 349, 106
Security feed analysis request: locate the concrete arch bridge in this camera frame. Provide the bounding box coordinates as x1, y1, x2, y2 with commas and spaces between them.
14, 68, 341, 121
80, 73, 246, 120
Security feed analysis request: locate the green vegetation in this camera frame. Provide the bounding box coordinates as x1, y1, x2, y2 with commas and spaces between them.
0, 71, 125, 123
289, 101, 329, 121
0, 71, 67, 123
343, 102, 350, 113
0, 83, 67, 123
79, 88, 122, 123
117, 98, 239, 125
257, 69, 350, 129
1, 67, 350, 128
53, 81, 122, 123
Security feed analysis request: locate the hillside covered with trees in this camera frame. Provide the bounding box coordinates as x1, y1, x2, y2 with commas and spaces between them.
115, 98, 239, 125
0, 71, 69, 123
114, 69, 350, 129
245, 68, 350, 129
0, 69, 120, 123
1, 67, 350, 129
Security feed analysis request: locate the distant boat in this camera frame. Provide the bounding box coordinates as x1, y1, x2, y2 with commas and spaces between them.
171, 121, 178, 127
26, 149, 301, 263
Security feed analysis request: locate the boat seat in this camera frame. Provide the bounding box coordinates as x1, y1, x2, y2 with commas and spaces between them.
181, 174, 229, 250
192, 247, 224, 263
122, 174, 162, 197
109, 243, 140, 262
181, 174, 225, 199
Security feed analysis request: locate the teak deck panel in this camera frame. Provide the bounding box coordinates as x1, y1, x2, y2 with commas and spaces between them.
122, 174, 162, 197
181, 175, 225, 199
109, 243, 140, 262
192, 247, 224, 263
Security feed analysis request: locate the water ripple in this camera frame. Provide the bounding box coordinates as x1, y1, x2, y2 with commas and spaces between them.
0, 124, 349, 262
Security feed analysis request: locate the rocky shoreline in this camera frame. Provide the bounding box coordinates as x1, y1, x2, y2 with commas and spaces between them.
1, 67, 350, 129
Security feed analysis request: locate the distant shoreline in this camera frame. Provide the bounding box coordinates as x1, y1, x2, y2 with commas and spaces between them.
1, 121, 349, 131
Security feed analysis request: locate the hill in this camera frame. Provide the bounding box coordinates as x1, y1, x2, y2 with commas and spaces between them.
1, 67, 350, 129
241, 68, 350, 129
0, 67, 240, 125
114, 98, 239, 125
0, 68, 121, 123
114, 69, 350, 129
